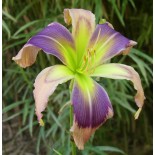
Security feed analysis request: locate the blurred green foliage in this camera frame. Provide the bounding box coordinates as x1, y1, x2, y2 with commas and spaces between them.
2, 0, 152, 155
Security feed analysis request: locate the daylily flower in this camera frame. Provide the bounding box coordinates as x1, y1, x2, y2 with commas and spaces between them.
12, 9, 145, 150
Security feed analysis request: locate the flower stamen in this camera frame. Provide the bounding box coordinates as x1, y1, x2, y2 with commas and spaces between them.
80, 48, 96, 74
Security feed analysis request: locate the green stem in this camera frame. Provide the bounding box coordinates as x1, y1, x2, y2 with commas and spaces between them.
70, 105, 76, 155
69, 79, 76, 155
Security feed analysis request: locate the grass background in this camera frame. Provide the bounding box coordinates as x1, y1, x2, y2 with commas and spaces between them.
2, 0, 152, 155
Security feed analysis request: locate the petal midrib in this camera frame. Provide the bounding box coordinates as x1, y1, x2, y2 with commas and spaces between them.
35, 34, 68, 52
97, 32, 119, 55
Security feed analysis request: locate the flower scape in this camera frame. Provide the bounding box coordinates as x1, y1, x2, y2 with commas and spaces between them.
12, 9, 145, 150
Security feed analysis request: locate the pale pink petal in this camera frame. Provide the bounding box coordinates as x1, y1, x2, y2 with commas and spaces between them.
91, 63, 145, 119
64, 9, 95, 65
12, 44, 40, 68
33, 65, 74, 123
71, 107, 113, 150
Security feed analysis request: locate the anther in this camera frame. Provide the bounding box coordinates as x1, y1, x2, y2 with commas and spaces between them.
80, 48, 96, 73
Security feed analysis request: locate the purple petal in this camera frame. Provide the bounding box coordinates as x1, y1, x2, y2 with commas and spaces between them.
13, 22, 76, 68
72, 80, 113, 128
71, 75, 113, 149
88, 23, 137, 66
28, 22, 76, 66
